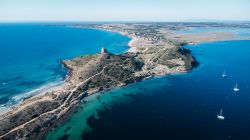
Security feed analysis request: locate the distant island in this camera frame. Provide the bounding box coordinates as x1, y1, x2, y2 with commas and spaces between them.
0, 23, 248, 139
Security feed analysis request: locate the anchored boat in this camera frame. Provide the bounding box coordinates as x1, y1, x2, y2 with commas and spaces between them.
217, 109, 225, 120
234, 84, 240, 92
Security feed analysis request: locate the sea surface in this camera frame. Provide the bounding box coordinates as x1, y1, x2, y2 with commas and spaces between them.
0, 24, 130, 111
174, 26, 250, 38
47, 40, 250, 140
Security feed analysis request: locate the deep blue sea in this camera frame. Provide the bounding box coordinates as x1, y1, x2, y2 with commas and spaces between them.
47, 40, 250, 140
0, 24, 130, 110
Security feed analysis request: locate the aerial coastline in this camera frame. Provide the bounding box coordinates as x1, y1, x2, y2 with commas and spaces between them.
0, 23, 249, 140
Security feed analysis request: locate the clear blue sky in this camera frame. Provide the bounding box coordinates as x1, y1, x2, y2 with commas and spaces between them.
0, 0, 249, 22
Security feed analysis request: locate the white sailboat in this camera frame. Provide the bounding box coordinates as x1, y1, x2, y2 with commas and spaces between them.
233, 84, 240, 92
217, 109, 225, 120
222, 71, 227, 78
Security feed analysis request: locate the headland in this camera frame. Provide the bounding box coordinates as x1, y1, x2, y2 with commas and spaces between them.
0, 23, 248, 139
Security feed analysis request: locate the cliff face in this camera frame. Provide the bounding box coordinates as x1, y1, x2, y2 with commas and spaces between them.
178, 47, 199, 70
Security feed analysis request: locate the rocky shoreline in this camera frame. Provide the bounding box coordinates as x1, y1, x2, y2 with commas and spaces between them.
0, 23, 239, 140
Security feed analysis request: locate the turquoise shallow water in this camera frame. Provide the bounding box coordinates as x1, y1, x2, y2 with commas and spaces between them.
47, 40, 250, 140
0, 24, 130, 110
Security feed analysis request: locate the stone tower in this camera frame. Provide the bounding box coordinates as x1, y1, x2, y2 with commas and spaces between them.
101, 48, 107, 54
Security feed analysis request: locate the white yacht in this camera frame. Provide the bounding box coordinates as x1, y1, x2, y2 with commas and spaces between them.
217, 109, 225, 120
233, 84, 240, 92
222, 71, 227, 78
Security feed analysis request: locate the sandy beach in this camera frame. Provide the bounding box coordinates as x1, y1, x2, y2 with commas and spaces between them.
127, 36, 139, 52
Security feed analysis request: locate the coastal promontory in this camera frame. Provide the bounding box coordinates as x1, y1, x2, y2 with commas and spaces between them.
1, 22, 242, 139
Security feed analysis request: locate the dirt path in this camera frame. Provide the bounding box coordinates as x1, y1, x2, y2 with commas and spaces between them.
0, 66, 108, 139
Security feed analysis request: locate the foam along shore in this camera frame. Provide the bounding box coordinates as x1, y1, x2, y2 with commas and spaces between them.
0, 80, 65, 115
128, 36, 139, 52
1, 23, 245, 140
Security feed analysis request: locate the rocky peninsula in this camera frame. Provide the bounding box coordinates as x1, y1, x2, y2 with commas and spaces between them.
1, 23, 244, 140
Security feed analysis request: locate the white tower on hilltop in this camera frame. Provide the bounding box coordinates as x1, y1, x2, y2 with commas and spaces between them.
101, 48, 107, 53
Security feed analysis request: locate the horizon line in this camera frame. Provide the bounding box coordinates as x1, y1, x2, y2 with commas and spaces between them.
1, 19, 250, 24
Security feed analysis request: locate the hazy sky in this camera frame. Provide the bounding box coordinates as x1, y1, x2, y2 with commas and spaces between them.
0, 0, 249, 22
